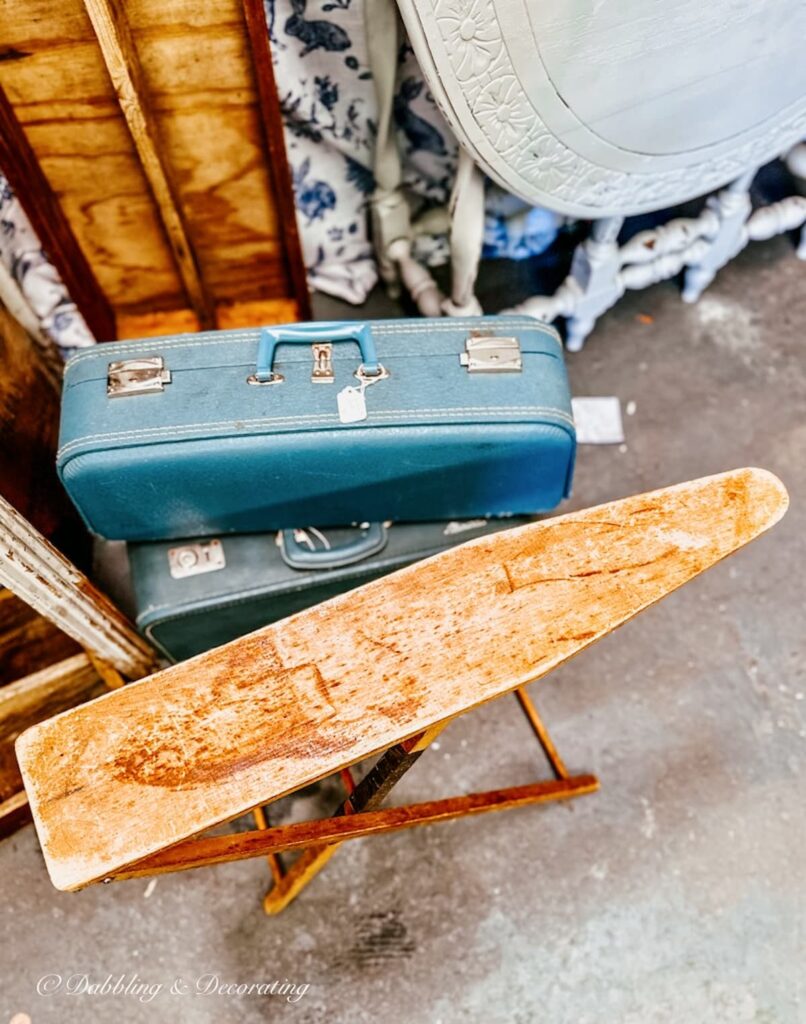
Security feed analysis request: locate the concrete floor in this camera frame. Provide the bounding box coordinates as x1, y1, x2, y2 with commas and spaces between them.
1, 238, 805, 1024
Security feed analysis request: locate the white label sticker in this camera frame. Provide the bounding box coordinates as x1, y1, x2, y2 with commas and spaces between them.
571, 396, 625, 444
337, 385, 368, 424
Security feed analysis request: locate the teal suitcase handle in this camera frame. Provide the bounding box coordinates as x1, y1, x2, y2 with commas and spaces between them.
250, 322, 384, 384
280, 522, 388, 570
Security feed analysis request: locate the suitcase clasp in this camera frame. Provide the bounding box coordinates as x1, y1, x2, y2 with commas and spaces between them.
460, 331, 522, 374
107, 356, 172, 397
168, 540, 226, 579
311, 342, 335, 384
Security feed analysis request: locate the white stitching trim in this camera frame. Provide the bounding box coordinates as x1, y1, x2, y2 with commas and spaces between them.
57, 407, 575, 460
64, 319, 562, 370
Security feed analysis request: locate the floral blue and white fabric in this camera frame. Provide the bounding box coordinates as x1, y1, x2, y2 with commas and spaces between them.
0, 177, 94, 354
267, 0, 559, 303
267, 0, 457, 302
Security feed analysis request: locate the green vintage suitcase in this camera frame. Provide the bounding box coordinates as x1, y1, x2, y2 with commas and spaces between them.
129, 517, 531, 662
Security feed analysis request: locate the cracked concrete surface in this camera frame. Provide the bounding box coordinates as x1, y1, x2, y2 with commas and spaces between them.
1, 237, 804, 1023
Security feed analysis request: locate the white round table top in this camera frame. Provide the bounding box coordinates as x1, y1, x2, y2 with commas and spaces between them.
398, 0, 806, 216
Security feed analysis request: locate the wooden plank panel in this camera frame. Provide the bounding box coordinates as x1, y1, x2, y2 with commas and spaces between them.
116, 297, 300, 339
0, 0, 304, 320
83, 0, 215, 328
0, 0, 186, 316
15, 469, 788, 890
0, 82, 116, 340
0, 654, 105, 803
126, 0, 297, 306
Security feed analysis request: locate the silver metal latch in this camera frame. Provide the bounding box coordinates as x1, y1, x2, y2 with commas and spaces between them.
311, 342, 334, 384
107, 356, 171, 397
168, 539, 226, 579
459, 331, 522, 374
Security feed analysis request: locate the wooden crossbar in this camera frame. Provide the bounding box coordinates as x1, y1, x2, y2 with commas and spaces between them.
112, 777, 599, 882
15, 469, 789, 893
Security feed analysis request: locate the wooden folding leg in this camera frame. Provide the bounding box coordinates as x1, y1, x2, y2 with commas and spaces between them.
257, 690, 596, 913
260, 723, 446, 913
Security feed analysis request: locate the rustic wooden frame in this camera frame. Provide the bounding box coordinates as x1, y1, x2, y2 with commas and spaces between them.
0, 496, 159, 833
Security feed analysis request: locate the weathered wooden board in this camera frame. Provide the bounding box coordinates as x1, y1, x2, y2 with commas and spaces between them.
121, 0, 295, 306
0, 655, 105, 804
0, 496, 159, 682
16, 469, 788, 891
0, 0, 304, 323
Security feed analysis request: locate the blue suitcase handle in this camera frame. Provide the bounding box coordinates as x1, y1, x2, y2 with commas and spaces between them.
251, 322, 384, 384
280, 522, 388, 570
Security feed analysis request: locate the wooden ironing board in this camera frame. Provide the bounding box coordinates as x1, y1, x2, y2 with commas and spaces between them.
16, 468, 788, 898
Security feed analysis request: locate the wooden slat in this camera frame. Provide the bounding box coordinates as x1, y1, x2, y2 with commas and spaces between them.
0, 497, 159, 681
82, 0, 215, 329
242, 0, 311, 321
0, 654, 106, 803
0, 82, 116, 341
115, 776, 600, 881
15, 469, 788, 891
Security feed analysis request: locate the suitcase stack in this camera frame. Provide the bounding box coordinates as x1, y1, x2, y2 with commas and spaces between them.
57, 317, 576, 661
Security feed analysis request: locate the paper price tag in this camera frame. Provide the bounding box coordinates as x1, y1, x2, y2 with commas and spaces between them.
337, 385, 368, 424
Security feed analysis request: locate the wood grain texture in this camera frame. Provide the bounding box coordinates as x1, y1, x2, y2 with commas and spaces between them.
0, 591, 81, 688
0, 82, 115, 341
0, 0, 182, 317
0, 655, 106, 804
0, 497, 159, 680
83, 0, 215, 328
0, 0, 303, 320
115, 297, 300, 340
0, 306, 89, 561
16, 469, 788, 891
241, 0, 311, 321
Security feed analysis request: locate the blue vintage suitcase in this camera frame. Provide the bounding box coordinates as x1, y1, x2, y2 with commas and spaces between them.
57, 317, 575, 540
129, 516, 532, 662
